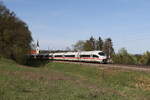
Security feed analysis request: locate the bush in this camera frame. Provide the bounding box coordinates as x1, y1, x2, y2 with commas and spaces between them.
26, 58, 49, 67
139, 51, 150, 65
112, 48, 138, 65
112, 48, 150, 66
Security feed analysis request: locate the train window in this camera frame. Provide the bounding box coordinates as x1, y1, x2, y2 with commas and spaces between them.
64, 55, 75, 57
99, 52, 105, 56
49, 55, 52, 57
93, 55, 99, 58
80, 55, 90, 57
45, 55, 49, 57
55, 55, 63, 57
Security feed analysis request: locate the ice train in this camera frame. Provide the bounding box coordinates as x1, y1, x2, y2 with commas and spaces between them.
31, 51, 108, 63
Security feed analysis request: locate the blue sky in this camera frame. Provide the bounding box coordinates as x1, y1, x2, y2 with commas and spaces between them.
2, 0, 150, 54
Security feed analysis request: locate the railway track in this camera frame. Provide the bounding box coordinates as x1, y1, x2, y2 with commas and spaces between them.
52, 61, 150, 72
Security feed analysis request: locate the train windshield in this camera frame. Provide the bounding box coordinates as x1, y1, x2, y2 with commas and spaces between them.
98, 52, 106, 56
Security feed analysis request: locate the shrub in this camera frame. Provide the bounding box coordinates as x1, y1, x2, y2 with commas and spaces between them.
112, 48, 138, 65
139, 51, 150, 65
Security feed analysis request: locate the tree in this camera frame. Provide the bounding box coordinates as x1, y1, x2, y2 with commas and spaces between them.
83, 36, 97, 51
89, 36, 96, 50
73, 37, 96, 51
96, 36, 103, 50
0, 3, 32, 64
73, 36, 114, 54
73, 40, 85, 51
103, 38, 114, 58
83, 40, 93, 51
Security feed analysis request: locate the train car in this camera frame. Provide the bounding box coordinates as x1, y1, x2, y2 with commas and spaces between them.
50, 51, 107, 63
78, 51, 107, 63
30, 50, 108, 63
53, 52, 65, 60
48, 53, 53, 60
63, 52, 79, 61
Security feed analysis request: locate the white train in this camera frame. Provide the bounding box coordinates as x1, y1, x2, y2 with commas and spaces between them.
31, 51, 108, 63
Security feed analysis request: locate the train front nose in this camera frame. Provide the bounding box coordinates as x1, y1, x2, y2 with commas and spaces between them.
101, 56, 107, 64
102, 59, 107, 64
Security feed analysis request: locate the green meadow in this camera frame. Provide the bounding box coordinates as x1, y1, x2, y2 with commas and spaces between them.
0, 59, 150, 100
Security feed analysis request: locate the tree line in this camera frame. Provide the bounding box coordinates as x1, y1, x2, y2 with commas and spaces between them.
73, 37, 150, 66
73, 36, 114, 58
0, 3, 32, 64
112, 48, 150, 65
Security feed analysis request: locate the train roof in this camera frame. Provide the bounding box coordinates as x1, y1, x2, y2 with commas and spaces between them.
64, 52, 78, 55
53, 52, 65, 55
79, 50, 103, 53
29, 50, 105, 56
49, 50, 104, 55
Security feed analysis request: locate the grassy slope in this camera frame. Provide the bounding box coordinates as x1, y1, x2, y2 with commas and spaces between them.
0, 59, 150, 100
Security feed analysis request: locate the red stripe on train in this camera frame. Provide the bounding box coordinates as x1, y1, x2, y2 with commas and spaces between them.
49, 57, 103, 60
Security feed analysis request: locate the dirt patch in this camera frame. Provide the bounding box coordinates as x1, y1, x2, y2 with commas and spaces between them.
135, 76, 150, 91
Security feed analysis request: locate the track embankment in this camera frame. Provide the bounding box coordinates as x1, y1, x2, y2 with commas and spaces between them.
53, 61, 150, 72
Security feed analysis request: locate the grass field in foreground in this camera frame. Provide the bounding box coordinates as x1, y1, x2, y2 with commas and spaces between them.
0, 59, 150, 100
